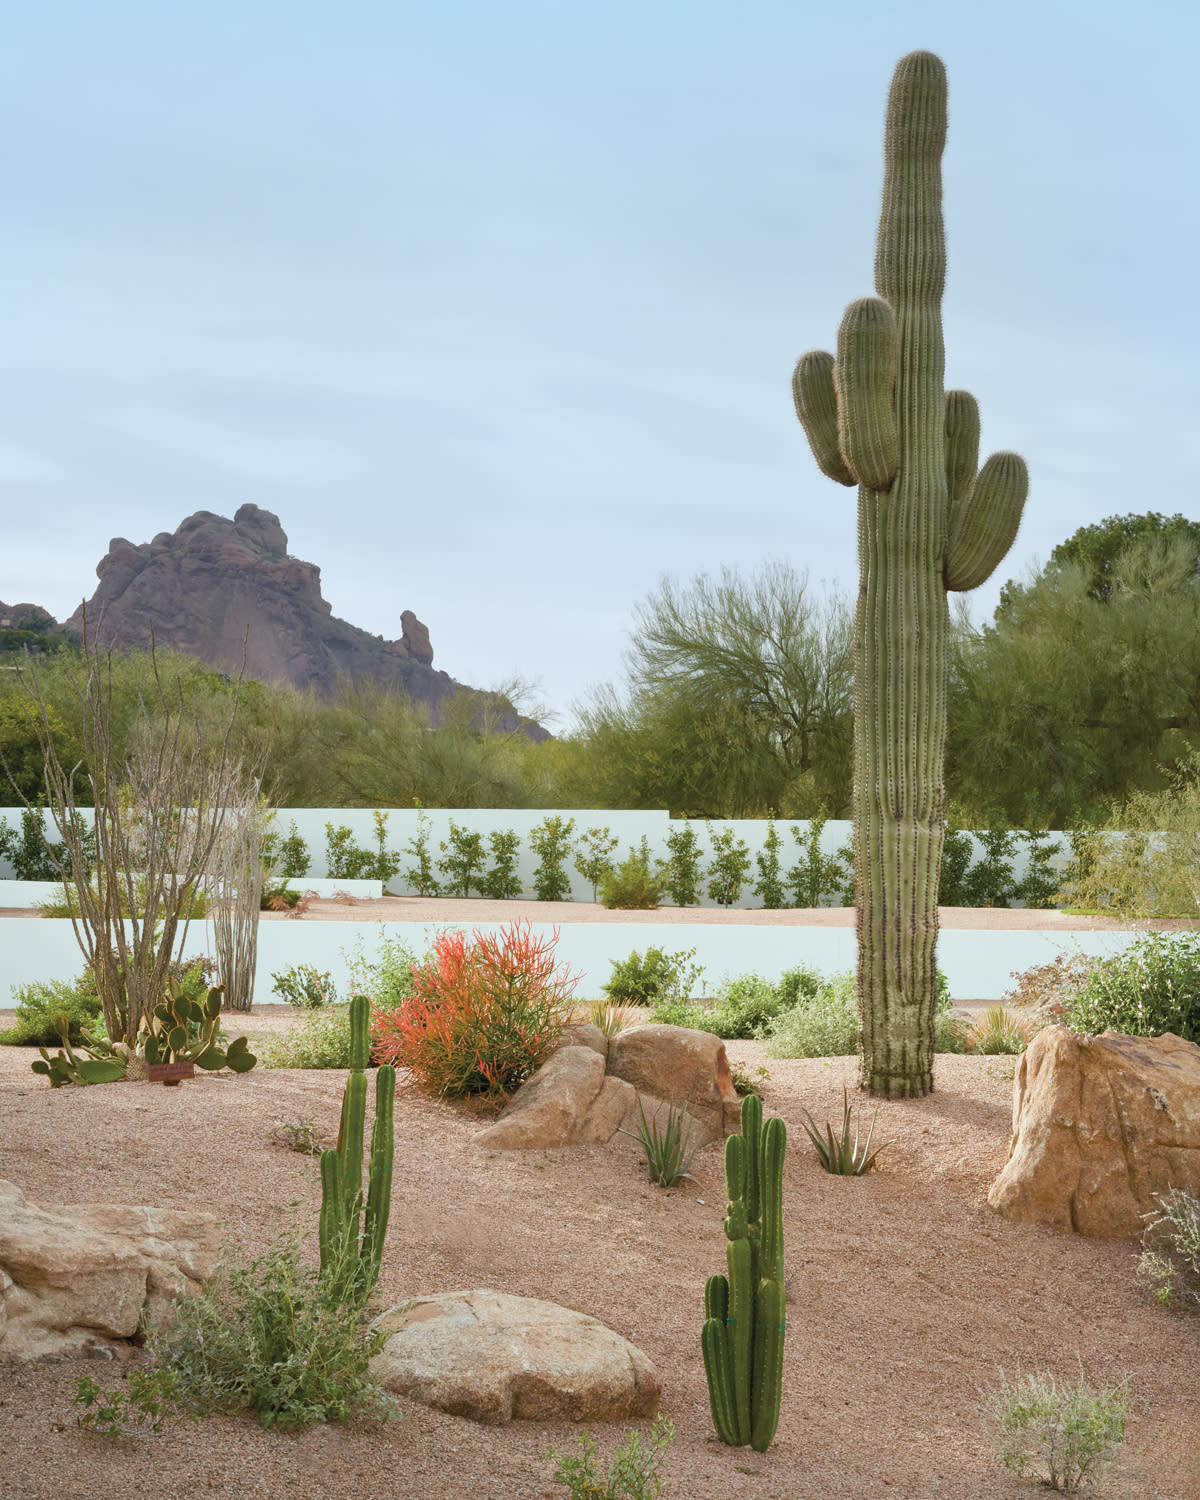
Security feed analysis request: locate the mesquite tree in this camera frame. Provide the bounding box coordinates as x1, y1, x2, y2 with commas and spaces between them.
793, 52, 1028, 1097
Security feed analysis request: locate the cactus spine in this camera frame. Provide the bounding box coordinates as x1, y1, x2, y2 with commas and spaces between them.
793, 52, 1028, 1097
701, 1093, 786, 1452
318, 991, 395, 1306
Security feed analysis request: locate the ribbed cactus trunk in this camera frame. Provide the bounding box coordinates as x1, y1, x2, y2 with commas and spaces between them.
794, 53, 1028, 1097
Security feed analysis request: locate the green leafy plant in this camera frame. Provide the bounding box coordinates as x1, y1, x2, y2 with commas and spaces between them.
1137, 1187, 1200, 1311
318, 991, 395, 1308
270, 963, 338, 1009
604, 946, 704, 1008
324, 812, 400, 884
938, 821, 975, 906
270, 1120, 324, 1155
752, 818, 786, 909
438, 820, 487, 897
277, 821, 311, 878
663, 823, 704, 907
574, 825, 619, 901
0, 800, 95, 882
480, 827, 524, 899
73, 1368, 191, 1437
701, 1093, 786, 1452
785, 814, 850, 908
1017, 828, 1065, 909
529, 814, 576, 901
546, 1416, 675, 1500
728, 1061, 769, 1098
600, 837, 667, 910
962, 823, 1021, 908
619, 1098, 700, 1187
260, 1005, 356, 1069
402, 809, 441, 897
985, 1367, 1130, 1492
763, 971, 859, 1058
1, 972, 102, 1046
371, 920, 579, 1102
344, 933, 419, 1010
800, 1086, 888, 1175
705, 822, 751, 907
1062, 933, 1200, 1044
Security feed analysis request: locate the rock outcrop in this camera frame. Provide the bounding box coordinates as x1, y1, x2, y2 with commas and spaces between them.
473, 1023, 742, 1152
61, 505, 538, 724
370, 1290, 661, 1424
988, 1026, 1200, 1238
0, 1179, 220, 1359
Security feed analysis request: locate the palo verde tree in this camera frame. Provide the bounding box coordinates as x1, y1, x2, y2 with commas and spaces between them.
792, 52, 1028, 1096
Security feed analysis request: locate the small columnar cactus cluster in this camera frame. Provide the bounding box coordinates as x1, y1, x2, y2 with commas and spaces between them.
318, 991, 395, 1306
701, 1093, 786, 1451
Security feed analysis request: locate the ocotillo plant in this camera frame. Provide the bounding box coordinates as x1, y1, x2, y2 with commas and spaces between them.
701, 1093, 786, 1452
792, 51, 1028, 1097
318, 991, 395, 1306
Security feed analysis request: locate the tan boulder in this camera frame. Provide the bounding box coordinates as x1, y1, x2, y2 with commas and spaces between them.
555, 1022, 609, 1059
607, 1024, 739, 1145
370, 1289, 661, 1424
0, 1179, 220, 1358
473, 1046, 606, 1150
988, 1026, 1200, 1238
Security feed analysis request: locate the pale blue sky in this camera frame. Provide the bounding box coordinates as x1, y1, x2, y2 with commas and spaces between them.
3, 1, 1197, 726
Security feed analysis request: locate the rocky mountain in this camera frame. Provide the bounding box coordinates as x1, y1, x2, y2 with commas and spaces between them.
4, 505, 531, 725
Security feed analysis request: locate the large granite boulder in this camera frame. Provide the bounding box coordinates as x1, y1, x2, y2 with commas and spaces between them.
473, 1024, 740, 1152
0, 1179, 220, 1359
370, 1290, 661, 1424
988, 1026, 1200, 1238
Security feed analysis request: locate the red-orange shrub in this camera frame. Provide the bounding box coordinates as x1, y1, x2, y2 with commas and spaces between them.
370, 921, 581, 1102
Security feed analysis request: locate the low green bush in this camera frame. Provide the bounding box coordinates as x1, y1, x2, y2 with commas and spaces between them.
603, 946, 703, 1007
75, 1236, 392, 1434
344, 934, 418, 1010
270, 964, 338, 1009
1, 974, 102, 1046
261, 1006, 356, 1069
546, 1416, 675, 1500
600, 838, 666, 910
1062, 933, 1200, 1044
764, 969, 961, 1058
985, 1366, 1130, 1492
1138, 1187, 1200, 1312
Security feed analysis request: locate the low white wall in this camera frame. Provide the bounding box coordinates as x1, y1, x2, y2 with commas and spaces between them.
0, 913, 1143, 1007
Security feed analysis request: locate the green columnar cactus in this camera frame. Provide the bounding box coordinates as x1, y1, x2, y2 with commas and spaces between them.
318, 991, 395, 1306
701, 1093, 786, 1452
793, 51, 1028, 1097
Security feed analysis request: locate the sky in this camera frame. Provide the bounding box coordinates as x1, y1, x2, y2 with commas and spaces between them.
3, 1, 1198, 730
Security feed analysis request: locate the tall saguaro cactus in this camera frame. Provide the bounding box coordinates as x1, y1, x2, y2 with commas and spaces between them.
319, 991, 395, 1306
793, 52, 1028, 1097
701, 1093, 786, 1452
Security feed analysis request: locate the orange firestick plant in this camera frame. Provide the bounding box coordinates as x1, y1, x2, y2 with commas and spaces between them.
370, 920, 581, 1103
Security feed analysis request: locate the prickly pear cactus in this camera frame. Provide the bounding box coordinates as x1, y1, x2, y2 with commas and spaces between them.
793, 52, 1028, 1097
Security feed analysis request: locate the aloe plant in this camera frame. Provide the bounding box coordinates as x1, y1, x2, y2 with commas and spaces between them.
800, 1086, 888, 1176
619, 1097, 699, 1187
792, 52, 1028, 1097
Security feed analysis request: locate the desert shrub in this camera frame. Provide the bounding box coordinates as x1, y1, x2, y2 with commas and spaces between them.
985, 1367, 1129, 1492
763, 971, 859, 1057
939, 824, 975, 905
480, 828, 523, 900
1003, 954, 1096, 1027
277, 821, 311, 879
260, 1006, 356, 1070
1017, 828, 1066, 908
753, 818, 786, 909
344, 934, 418, 1010
270, 964, 338, 1009
324, 812, 400, 884
573, 825, 618, 902
600, 837, 666, 910
663, 823, 704, 906
546, 1416, 675, 1500
1062, 933, 1200, 1043
1, 973, 102, 1046
666, 971, 811, 1041
603, 946, 704, 1007
764, 970, 960, 1057
438, 820, 487, 897
786, 813, 851, 907
1137, 1187, 1200, 1311
76, 1236, 392, 1433
371, 920, 580, 1101
529, 815, 576, 902
402, 810, 440, 897
705, 822, 751, 906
